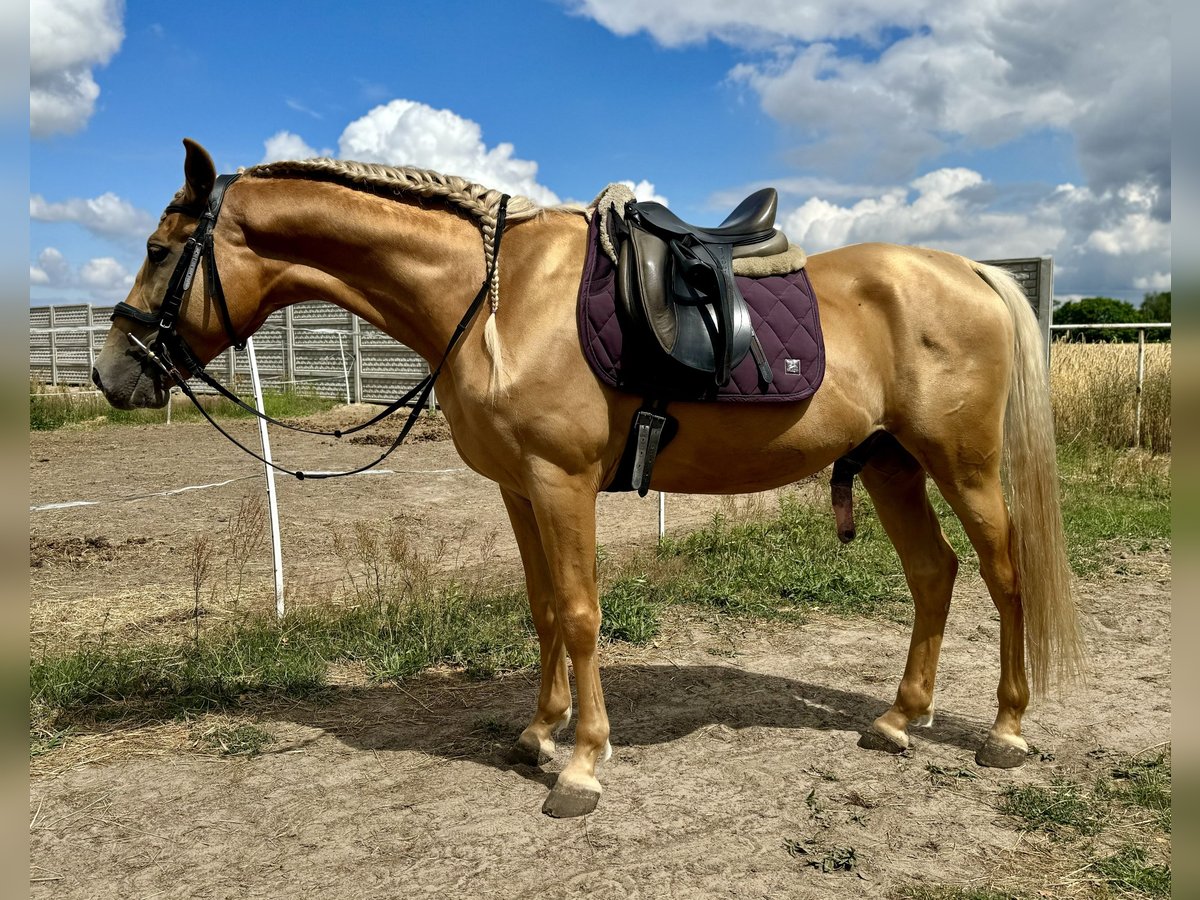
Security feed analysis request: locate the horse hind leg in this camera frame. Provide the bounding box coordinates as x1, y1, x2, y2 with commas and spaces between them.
933, 471, 1031, 768
500, 488, 572, 768
855, 440, 960, 754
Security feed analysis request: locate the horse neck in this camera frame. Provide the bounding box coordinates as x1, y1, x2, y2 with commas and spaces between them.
227, 177, 491, 364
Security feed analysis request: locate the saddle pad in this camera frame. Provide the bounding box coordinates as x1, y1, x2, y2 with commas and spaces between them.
577, 215, 825, 403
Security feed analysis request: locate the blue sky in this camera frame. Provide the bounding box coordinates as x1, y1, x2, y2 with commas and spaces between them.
30, 0, 1170, 306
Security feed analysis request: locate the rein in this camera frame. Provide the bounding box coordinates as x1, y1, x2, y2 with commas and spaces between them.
112, 174, 511, 479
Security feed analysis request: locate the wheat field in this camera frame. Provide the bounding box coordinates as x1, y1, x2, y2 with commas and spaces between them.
1049, 341, 1171, 453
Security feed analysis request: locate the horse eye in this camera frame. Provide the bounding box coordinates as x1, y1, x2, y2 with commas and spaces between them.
147, 244, 169, 264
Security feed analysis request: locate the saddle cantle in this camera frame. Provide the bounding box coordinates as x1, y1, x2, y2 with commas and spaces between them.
614, 188, 788, 387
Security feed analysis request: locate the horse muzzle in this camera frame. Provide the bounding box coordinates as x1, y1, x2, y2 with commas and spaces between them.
92, 343, 170, 410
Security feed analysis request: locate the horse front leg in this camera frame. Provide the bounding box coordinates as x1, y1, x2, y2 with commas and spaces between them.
500, 487, 572, 767
527, 472, 611, 817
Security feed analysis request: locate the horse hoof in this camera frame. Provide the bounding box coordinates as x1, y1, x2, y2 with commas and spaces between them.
510, 732, 553, 768
976, 734, 1028, 769
858, 725, 909, 755
541, 777, 601, 818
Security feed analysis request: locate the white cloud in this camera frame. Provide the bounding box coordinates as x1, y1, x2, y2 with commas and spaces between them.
579, 1, 1169, 207
260, 130, 330, 164
30, 191, 154, 242
335, 99, 560, 204
619, 179, 668, 205
29, 246, 134, 298
1133, 272, 1171, 292
569, 0, 936, 47
30, 0, 125, 137
79, 256, 134, 291
29, 247, 71, 286
779, 167, 1170, 299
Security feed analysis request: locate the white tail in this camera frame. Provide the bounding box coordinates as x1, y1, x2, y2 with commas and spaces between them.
975, 263, 1086, 694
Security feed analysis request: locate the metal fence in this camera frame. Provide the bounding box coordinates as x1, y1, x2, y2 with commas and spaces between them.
29, 302, 429, 403
27, 257, 1054, 400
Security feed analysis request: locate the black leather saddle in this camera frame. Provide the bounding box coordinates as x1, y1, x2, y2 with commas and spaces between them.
614, 188, 787, 387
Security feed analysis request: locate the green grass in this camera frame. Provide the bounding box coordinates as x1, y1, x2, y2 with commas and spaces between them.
999, 780, 1105, 838
1097, 752, 1172, 832
600, 492, 910, 629
995, 753, 1171, 892
30, 383, 337, 430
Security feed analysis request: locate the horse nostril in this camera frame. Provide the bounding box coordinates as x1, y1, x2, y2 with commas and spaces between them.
91, 367, 104, 391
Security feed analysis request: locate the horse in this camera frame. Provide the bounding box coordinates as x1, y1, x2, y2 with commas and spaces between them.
93, 139, 1084, 818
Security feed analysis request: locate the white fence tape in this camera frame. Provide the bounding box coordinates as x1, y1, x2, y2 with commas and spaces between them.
29, 467, 468, 513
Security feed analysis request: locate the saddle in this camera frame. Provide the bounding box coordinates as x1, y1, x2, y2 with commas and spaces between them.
614, 188, 788, 388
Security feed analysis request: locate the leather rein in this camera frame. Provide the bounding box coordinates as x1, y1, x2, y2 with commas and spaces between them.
111, 172, 511, 480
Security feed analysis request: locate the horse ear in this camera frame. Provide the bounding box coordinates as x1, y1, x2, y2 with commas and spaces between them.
181, 138, 216, 207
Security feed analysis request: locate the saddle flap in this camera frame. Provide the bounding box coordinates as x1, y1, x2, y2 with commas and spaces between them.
620, 225, 678, 357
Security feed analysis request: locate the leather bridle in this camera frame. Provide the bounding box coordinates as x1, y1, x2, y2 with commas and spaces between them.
111, 172, 511, 479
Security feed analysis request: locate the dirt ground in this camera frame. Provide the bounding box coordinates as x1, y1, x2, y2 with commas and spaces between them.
29, 414, 1171, 898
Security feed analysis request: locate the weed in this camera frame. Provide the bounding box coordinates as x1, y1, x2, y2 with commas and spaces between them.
782, 836, 858, 871
999, 780, 1104, 838
926, 762, 979, 784
224, 496, 267, 610
1090, 845, 1170, 897
187, 534, 215, 639
599, 576, 663, 644
198, 724, 275, 756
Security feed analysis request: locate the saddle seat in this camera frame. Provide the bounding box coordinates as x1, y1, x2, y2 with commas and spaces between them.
615, 187, 789, 387
630, 188, 790, 257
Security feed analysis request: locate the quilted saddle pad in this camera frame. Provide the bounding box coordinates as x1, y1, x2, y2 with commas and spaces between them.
576, 215, 825, 403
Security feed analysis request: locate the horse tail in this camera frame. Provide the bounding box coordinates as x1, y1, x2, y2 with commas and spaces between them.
974, 263, 1086, 694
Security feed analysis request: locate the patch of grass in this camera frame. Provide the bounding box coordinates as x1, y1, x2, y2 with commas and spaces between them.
1055, 443, 1171, 574
1098, 752, 1172, 832
600, 494, 909, 628
1091, 845, 1171, 897
599, 576, 664, 644
30, 383, 336, 431
199, 724, 275, 756
999, 780, 1104, 838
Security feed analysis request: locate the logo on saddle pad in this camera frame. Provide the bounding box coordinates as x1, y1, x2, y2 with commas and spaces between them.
785, 359, 801, 374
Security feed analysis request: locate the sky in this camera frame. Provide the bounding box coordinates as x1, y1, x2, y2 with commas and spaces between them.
29, 0, 1170, 307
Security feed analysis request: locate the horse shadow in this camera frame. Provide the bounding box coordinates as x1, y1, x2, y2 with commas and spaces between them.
259, 663, 990, 776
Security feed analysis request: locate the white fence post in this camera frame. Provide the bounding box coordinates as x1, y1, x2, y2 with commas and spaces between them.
1135, 328, 1145, 449
48, 306, 58, 385
283, 306, 295, 387
246, 337, 285, 619
351, 315, 363, 403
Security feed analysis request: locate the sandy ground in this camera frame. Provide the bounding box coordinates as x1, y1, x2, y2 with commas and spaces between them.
29, 415, 1171, 898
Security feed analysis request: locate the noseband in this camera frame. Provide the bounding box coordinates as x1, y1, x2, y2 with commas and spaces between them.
111, 172, 510, 479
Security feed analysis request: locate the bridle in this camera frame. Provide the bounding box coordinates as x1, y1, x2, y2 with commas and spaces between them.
111, 172, 511, 479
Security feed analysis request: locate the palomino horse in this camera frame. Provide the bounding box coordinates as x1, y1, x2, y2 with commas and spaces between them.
94, 140, 1083, 817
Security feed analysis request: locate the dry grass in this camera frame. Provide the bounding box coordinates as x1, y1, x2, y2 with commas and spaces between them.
1050, 342, 1171, 453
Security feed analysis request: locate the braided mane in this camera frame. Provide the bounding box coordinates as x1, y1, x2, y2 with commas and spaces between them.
243, 157, 579, 393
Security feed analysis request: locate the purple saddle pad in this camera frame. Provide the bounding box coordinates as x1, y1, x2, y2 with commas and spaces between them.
576, 215, 825, 403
